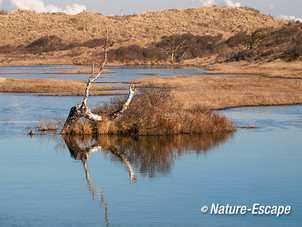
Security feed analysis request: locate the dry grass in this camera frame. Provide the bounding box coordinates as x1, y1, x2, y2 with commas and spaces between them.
68, 119, 94, 135
36, 115, 65, 131
0, 77, 7, 82
64, 88, 235, 136
51, 68, 113, 74
206, 60, 302, 79
0, 77, 120, 95
133, 75, 302, 110
0, 7, 284, 47
0, 7, 285, 66
0, 47, 107, 66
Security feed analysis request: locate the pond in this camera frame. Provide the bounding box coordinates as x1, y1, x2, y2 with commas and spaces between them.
0, 66, 301, 226
0, 65, 209, 90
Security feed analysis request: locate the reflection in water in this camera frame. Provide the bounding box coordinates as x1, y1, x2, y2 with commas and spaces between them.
61, 133, 233, 225
96, 134, 233, 178
63, 133, 233, 179
63, 135, 110, 226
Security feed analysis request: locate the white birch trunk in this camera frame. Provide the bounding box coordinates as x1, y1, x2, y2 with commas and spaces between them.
61, 28, 136, 133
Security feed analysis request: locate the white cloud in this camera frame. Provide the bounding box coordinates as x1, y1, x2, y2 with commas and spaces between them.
196, 0, 241, 8
268, 4, 274, 9
63, 4, 86, 15
198, 0, 215, 6
224, 0, 240, 8
0, 0, 86, 14
278, 15, 302, 22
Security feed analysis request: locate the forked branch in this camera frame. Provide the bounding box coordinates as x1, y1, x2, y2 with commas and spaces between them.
83, 28, 109, 106
61, 28, 136, 133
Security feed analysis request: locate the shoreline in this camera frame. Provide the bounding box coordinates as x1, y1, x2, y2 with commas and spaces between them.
1, 60, 302, 110
1, 59, 301, 78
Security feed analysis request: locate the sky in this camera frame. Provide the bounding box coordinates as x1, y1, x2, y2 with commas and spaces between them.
0, 0, 301, 22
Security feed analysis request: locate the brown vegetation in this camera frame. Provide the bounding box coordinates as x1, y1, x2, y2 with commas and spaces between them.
134, 76, 302, 110
221, 23, 302, 62
50, 68, 113, 74
37, 115, 64, 131
3, 23, 301, 66
0, 7, 286, 66
0, 77, 121, 95
206, 60, 302, 79
0, 77, 7, 82
144, 23, 302, 64
0, 7, 284, 47
63, 88, 235, 136
2, 22, 301, 66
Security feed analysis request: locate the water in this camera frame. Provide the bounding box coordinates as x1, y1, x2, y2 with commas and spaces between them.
0, 65, 209, 92
0, 93, 111, 137
0, 66, 301, 226
0, 65, 208, 90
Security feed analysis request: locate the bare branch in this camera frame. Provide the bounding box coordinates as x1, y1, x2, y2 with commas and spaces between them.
83, 28, 109, 106
107, 85, 136, 120
62, 28, 137, 133
61, 85, 136, 132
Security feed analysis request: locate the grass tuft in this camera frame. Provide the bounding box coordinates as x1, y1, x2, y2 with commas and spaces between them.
36, 115, 65, 131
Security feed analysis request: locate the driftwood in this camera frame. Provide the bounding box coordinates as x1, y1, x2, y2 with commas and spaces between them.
62, 29, 136, 133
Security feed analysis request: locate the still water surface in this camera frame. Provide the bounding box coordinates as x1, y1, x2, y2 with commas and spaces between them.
0, 66, 301, 226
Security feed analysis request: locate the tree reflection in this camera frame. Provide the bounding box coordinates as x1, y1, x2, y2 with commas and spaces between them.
61, 132, 233, 226
63, 133, 233, 179
95, 134, 233, 178
63, 135, 110, 226
64, 133, 233, 179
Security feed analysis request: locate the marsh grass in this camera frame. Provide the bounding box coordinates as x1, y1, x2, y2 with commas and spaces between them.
0, 77, 119, 95
69, 119, 94, 135
50, 68, 113, 74
64, 88, 235, 136
135, 75, 302, 110
37, 115, 65, 131
206, 60, 302, 79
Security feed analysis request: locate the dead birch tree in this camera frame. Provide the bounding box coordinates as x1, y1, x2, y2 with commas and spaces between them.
62, 28, 136, 133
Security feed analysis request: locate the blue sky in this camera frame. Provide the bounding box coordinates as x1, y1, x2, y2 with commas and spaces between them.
1, 0, 302, 21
